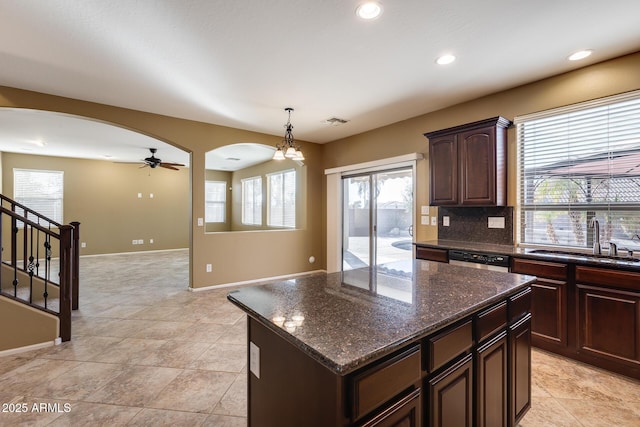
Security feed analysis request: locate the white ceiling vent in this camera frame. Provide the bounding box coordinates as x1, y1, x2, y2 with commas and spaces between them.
323, 117, 349, 126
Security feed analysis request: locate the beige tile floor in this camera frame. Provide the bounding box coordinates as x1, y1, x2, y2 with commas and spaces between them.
1, 249, 639, 426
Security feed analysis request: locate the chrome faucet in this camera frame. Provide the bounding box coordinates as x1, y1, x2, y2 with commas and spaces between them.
589, 218, 601, 255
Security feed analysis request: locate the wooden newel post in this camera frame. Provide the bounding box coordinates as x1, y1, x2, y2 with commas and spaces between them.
70, 221, 81, 310
59, 224, 73, 342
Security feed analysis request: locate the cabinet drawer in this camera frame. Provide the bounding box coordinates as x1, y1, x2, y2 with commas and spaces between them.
476, 301, 507, 343
351, 345, 421, 421
428, 320, 473, 373
576, 266, 640, 292
416, 246, 448, 263
512, 257, 568, 280
509, 287, 532, 324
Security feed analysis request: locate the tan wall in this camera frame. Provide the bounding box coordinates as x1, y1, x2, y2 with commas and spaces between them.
322, 52, 640, 243
0, 296, 59, 351
2, 153, 189, 255
0, 88, 325, 288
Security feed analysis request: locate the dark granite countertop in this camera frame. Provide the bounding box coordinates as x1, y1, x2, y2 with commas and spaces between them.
227, 260, 534, 375
415, 239, 640, 271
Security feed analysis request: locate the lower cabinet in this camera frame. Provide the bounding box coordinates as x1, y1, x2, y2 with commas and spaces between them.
509, 315, 532, 427
476, 333, 507, 427
428, 354, 473, 427
360, 389, 421, 427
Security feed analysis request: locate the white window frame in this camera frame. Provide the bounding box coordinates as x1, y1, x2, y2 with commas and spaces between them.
13, 168, 64, 225
515, 90, 640, 251
241, 176, 262, 226
267, 169, 296, 228
205, 180, 226, 223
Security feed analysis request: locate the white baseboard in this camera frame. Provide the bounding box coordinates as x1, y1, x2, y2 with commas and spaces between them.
0, 338, 60, 357
189, 269, 327, 292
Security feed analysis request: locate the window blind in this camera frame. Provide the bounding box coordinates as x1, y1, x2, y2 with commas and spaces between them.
205, 181, 226, 223
515, 90, 640, 250
242, 176, 262, 226
13, 169, 64, 223
268, 169, 296, 228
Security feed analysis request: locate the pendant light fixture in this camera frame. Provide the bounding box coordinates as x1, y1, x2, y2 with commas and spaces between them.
273, 108, 304, 161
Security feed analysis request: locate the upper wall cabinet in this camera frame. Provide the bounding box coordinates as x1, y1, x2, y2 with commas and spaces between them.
425, 116, 511, 207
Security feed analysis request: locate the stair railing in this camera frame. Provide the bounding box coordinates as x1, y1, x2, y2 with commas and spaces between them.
0, 194, 79, 342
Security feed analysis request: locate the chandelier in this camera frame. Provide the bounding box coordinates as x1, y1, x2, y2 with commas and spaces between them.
273, 108, 304, 161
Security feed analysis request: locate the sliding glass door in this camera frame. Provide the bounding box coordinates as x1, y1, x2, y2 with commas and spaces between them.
342, 167, 414, 271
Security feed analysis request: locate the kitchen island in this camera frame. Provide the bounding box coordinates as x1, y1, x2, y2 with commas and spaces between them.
228, 260, 535, 427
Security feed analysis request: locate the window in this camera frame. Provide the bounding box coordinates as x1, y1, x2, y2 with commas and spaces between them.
242, 176, 262, 225
516, 90, 640, 251
205, 181, 226, 223
13, 169, 64, 223
268, 169, 296, 228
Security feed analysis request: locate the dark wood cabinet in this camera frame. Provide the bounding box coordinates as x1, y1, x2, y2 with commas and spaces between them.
360, 389, 421, 427
511, 258, 568, 350
509, 315, 532, 427
425, 117, 511, 207
244, 290, 531, 427
575, 266, 640, 370
476, 333, 508, 427
415, 246, 448, 263
428, 354, 474, 427
512, 257, 640, 380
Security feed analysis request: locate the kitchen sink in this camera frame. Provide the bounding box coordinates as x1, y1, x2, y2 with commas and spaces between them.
529, 249, 640, 263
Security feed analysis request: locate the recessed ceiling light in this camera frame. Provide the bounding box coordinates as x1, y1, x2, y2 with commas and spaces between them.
436, 54, 456, 65
568, 50, 593, 61
356, 2, 383, 20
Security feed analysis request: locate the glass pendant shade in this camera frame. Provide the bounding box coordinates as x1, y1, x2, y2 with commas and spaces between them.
273, 148, 285, 160
284, 146, 297, 158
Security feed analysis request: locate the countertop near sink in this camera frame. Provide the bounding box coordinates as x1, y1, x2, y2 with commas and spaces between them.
415, 239, 640, 271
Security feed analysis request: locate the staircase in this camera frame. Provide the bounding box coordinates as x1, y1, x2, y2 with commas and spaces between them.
0, 194, 79, 343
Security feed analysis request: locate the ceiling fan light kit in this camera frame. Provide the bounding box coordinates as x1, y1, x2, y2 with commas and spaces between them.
117, 148, 185, 171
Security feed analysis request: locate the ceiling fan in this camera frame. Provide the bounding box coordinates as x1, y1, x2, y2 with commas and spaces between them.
121, 148, 185, 171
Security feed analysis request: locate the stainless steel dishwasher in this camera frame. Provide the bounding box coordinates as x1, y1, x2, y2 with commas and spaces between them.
448, 249, 510, 272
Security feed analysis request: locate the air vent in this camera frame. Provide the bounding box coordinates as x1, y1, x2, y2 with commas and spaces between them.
324, 117, 349, 126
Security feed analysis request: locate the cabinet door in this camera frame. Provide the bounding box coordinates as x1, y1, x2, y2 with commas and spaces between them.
458, 126, 496, 205
577, 284, 640, 365
429, 135, 458, 205
509, 315, 531, 427
428, 354, 473, 427
530, 278, 567, 348
476, 332, 508, 427
359, 389, 421, 427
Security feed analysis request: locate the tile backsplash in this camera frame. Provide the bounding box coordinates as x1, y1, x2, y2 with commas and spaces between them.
438, 206, 514, 245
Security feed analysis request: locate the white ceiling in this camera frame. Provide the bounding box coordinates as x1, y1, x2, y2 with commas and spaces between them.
1, 0, 640, 165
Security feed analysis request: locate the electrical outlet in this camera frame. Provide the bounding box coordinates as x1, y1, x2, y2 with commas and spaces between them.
197, 217, 204, 227
443, 216, 450, 227
137, 192, 142, 198
149, 239, 154, 244
206, 264, 212, 272
149, 193, 154, 198
138, 239, 144, 244
132, 240, 138, 245
250, 341, 260, 378
431, 216, 437, 226
81, 242, 86, 248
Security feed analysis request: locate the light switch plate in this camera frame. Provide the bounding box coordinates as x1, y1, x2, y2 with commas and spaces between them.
488, 217, 505, 229
250, 341, 260, 379
197, 217, 204, 226
421, 215, 429, 225
421, 206, 429, 215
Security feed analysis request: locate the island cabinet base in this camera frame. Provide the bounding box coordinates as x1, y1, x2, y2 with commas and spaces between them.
244, 287, 532, 427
